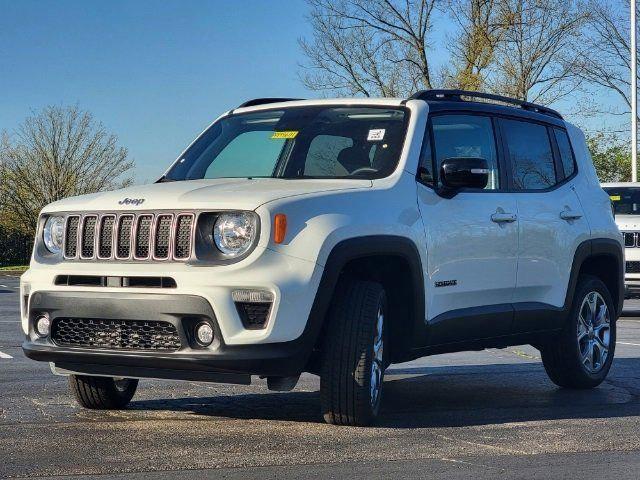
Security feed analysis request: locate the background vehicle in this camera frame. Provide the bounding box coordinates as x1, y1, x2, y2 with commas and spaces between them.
21, 90, 623, 426
602, 182, 640, 298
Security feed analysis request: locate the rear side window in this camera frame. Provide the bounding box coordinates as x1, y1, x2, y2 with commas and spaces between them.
554, 128, 576, 178
501, 119, 556, 190
431, 115, 500, 190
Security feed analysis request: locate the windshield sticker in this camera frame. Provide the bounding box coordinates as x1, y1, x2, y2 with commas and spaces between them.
610, 195, 621, 201
271, 131, 298, 139
367, 129, 385, 141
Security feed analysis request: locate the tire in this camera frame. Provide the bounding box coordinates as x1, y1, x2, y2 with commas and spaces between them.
69, 375, 138, 409
541, 275, 616, 389
320, 279, 387, 426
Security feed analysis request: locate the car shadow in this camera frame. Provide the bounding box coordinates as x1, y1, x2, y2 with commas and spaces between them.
129, 357, 640, 428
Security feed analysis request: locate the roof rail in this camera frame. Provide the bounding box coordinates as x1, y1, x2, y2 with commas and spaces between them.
408, 89, 563, 119
236, 98, 303, 109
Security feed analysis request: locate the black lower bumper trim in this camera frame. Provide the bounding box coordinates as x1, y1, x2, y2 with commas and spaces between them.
23, 291, 317, 378
55, 361, 250, 384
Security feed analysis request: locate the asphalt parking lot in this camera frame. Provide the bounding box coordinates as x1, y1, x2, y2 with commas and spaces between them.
2, 274, 640, 479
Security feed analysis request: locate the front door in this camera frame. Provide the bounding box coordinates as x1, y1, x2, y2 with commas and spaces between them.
416, 113, 518, 344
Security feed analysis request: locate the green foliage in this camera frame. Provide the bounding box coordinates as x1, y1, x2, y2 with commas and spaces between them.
586, 133, 632, 183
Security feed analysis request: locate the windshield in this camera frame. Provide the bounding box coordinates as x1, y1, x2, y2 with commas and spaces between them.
604, 187, 640, 215
164, 106, 408, 181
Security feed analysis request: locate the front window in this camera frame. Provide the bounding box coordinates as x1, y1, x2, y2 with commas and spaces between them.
164, 106, 408, 181
604, 187, 640, 215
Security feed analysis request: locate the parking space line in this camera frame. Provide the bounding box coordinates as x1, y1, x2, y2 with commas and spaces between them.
618, 342, 640, 347
0, 351, 13, 359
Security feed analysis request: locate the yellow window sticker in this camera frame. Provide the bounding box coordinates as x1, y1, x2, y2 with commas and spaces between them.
271, 131, 298, 139
610, 195, 621, 201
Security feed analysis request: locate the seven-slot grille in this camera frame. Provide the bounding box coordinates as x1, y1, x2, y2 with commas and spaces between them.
64, 212, 195, 261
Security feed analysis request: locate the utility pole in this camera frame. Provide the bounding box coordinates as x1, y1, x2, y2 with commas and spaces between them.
633, 0, 637, 182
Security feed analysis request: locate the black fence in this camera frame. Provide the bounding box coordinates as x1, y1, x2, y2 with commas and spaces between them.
0, 227, 33, 266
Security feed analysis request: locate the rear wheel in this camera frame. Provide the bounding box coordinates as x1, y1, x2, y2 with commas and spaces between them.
69, 375, 138, 409
541, 275, 616, 389
320, 279, 387, 426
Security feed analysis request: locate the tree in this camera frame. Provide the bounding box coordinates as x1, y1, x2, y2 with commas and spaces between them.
0, 105, 134, 235
489, 0, 586, 103
587, 132, 632, 182
443, 0, 508, 91
573, 0, 638, 119
299, 0, 439, 97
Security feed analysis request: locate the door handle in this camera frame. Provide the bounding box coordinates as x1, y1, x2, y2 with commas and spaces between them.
560, 210, 582, 221
491, 212, 517, 223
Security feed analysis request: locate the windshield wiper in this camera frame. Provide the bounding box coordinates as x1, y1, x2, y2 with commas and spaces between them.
156, 175, 177, 183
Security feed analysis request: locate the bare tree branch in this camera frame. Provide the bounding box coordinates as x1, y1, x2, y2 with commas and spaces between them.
0, 105, 135, 235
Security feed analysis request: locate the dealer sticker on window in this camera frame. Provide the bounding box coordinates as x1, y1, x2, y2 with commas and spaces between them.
367, 129, 385, 141
272, 131, 298, 139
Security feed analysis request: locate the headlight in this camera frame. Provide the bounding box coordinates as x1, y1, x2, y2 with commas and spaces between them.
213, 212, 257, 256
43, 216, 65, 254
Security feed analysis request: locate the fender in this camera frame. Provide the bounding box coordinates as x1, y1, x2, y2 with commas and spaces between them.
299, 235, 426, 368
564, 238, 624, 317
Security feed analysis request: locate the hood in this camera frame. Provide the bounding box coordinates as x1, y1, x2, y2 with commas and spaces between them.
615, 214, 640, 231
41, 178, 372, 213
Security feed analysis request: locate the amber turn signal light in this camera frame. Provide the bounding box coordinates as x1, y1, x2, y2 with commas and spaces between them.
274, 214, 287, 244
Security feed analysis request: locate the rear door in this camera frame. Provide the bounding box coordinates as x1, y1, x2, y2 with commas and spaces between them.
500, 119, 590, 332
416, 113, 519, 344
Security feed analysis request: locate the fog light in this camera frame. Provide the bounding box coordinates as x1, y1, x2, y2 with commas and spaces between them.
35, 315, 51, 337
195, 322, 214, 346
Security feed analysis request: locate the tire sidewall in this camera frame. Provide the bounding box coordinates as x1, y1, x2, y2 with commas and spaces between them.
568, 276, 617, 384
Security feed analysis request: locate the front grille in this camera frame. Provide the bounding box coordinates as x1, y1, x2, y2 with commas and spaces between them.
627, 261, 640, 274
117, 215, 134, 258
174, 215, 193, 259
98, 216, 115, 258
65, 216, 80, 257
154, 215, 173, 259
624, 232, 636, 247
51, 317, 181, 351
135, 215, 153, 258
81, 216, 97, 258
63, 212, 194, 262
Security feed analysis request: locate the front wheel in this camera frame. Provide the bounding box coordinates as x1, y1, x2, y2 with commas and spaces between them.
320, 279, 387, 426
541, 275, 616, 389
69, 375, 138, 409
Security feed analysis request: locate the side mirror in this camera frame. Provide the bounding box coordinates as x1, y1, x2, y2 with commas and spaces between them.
440, 157, 489, 190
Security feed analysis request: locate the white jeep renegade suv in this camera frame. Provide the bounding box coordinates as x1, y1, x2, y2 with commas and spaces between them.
22, 90, 623, 426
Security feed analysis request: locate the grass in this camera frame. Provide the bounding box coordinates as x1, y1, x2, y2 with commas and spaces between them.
0, 265, 28, 271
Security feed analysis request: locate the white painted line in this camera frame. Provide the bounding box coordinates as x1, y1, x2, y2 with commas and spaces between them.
0, 351, 13, 359
618, 342, 640, 347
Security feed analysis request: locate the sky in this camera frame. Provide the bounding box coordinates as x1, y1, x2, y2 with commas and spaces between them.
0, 1, 629, 183
0, 0, 319, 182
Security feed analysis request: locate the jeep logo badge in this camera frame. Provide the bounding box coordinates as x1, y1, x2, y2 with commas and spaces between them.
118, 198, 145, 206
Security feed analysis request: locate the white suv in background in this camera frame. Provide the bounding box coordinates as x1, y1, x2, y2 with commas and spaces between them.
602, 183, 640, 298
22, 91, 623, 426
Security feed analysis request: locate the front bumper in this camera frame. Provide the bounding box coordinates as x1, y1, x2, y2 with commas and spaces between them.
625, 279, 640, 299
22, 290, 319, 380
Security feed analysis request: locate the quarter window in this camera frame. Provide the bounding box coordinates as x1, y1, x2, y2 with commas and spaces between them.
554, 128, 576, 178
431, 115, 499, 190
502, 119, 556, 190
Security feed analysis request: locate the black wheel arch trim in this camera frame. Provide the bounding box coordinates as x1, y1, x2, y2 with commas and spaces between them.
565, 238, 624, 318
